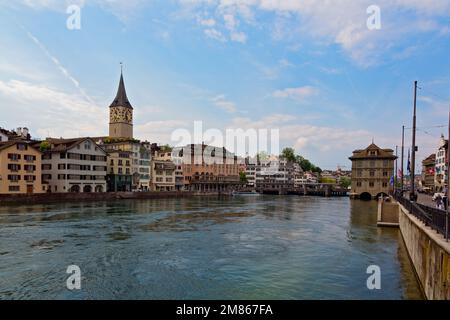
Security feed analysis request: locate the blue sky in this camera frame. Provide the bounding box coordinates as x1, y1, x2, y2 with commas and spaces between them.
0, 0, 450, 170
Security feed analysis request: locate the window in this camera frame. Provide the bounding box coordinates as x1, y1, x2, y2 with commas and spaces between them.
16, 144, 27, 151
370, 171, 375, 177
8, 164, 20, 172
9, 186, 20, 192
24, 165, 36, 172
60, 153, 66, 159
8, 154, 20, 161
383, 171, 388, 177
58, 164, 66, 170
382, 182, 388, 187
24, 155, 36, 162
8, 175, 21, 182
42, 164, 52, 170
58, 174, 66, 180
356, 182, 362, 187
24, 175, 36, 182
369, 182, 375, 187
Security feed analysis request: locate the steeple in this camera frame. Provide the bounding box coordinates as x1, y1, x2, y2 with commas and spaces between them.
109, 66, 133, 109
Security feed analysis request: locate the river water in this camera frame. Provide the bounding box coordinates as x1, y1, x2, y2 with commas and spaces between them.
0, 196, 423, 299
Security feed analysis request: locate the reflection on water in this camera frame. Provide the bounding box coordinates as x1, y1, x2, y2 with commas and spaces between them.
0, 196, 423, 299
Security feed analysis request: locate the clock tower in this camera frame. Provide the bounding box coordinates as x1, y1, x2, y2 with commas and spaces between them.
109, 70, 133, 139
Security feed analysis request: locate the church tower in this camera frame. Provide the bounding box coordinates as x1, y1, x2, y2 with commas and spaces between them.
109, 69, 133, 139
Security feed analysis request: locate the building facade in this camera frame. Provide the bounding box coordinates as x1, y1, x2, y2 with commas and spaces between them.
0, 141, 45, 194
421, 153, 436, 192
106, 150, 133, 192
41, 138, 107, 193
349, 143, 396, 199
173, 144, 241, 192
434, 135, 448, 192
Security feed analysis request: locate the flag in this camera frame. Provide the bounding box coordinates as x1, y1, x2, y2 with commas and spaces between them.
390, 175, 394, 186
407, 149, 411, 174
398, 169, 403, 178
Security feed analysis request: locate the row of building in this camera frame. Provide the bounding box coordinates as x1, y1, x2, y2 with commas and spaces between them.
0, 70, 358, 196
420, 134, 448, 193
0, 72, 241, 195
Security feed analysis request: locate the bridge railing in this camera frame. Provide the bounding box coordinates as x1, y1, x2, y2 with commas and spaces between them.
393, 192, 449, 240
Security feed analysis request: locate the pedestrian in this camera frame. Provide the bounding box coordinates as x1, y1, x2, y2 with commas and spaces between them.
436, 194, 443, 210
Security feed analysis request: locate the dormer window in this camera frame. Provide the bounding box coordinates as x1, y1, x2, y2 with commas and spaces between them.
369, 151, 377, 156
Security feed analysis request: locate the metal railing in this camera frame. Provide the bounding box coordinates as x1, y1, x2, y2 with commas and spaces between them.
393, 191, 449, 240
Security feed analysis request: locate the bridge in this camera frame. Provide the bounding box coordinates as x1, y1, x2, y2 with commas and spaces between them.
255, 183, 348, 197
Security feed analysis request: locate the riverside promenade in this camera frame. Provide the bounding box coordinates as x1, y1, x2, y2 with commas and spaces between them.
379, 194, 450, 300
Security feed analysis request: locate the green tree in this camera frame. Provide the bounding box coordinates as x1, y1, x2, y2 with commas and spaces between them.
281, 147, 296, 162
339, 177, 352, 188
39, 141, 50, 152
239, 171, 248, 183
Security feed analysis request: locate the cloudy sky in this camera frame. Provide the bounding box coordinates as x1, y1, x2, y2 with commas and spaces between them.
0, 0, 449, 170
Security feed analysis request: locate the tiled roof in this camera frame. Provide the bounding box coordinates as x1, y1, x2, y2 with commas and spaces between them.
349, 143, 397, 160
0, 140, 40, 152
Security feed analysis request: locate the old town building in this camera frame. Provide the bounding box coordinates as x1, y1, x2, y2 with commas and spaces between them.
421, 153, 436, 192
106, 149, 133, 192
0, 140, 45, 194
173, 144, 241, 192
40, 138, 107, 193
434, 134, 448, 192
349, 143, 396, 200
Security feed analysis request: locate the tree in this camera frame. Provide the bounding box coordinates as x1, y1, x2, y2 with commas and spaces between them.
281, 147, 296, 162
39, 141, 50, 152
239, 171, 248, 183
339, 177, 351, 188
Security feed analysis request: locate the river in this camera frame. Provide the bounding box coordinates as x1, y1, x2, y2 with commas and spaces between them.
0, 196, 423, 299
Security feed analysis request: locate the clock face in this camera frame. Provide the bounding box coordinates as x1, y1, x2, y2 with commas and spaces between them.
125, 109, 133, 123
110, 107, 132, 123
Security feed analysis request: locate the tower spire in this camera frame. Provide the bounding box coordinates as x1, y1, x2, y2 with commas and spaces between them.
109, 64, 133, 109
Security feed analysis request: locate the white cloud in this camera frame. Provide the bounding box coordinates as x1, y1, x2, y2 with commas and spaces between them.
212, 94, 237, 113
272, 86, 318, 101
204, 28, 227, 41
0, 79, 106, 138
178, 0, 450, 66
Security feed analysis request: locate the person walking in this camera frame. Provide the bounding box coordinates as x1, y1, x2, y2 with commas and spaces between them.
436, 194, 444, 210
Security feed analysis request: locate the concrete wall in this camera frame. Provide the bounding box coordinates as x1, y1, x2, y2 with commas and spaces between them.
398, 204, 450, 300
0, 191, 206, 205
377, 199, 399, 226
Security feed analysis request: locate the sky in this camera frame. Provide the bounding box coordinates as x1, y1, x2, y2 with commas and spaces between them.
0, 0, 450, 170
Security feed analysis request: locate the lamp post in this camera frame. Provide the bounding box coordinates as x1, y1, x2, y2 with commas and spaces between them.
410, 81, 418, 202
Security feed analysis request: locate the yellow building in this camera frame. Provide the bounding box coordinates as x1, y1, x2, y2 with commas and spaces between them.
0, 141, 45, 194
349, 143, 396, 200
106, 150, 133, 192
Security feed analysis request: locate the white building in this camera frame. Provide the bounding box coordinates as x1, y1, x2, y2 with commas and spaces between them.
138, 142, 152, 191
0, 129, 8, 142
434, 134, 448, 192
41, 138, 107, 193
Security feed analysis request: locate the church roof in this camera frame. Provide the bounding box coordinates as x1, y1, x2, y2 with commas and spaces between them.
109, 72, 133, 109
